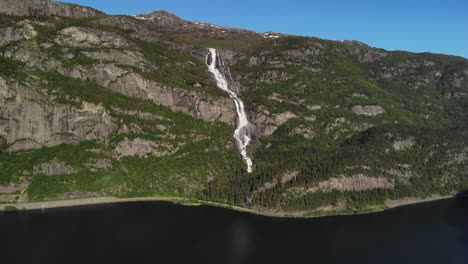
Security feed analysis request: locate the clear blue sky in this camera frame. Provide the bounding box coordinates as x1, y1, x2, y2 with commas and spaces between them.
60, 0, 467, 58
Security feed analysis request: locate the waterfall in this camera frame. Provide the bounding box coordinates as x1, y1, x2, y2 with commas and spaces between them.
206, 48, 253, 173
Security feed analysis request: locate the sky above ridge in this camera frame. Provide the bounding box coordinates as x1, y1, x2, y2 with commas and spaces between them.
60, 0, 468, 58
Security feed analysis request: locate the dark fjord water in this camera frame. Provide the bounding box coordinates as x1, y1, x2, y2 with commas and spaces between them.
1, 198, 467, 264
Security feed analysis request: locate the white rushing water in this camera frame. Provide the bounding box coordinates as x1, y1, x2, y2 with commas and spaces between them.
206, 48, 253, 173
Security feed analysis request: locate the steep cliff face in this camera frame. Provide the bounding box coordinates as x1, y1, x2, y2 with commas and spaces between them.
0, 0, 467, 216
0, 77, 117, 151
64, 63, 236, 124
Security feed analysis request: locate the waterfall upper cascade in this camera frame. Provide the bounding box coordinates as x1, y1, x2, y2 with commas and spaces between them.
206, 48, 253, 173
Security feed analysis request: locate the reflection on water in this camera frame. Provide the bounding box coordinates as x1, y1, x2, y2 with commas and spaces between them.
1, 198, 467, 264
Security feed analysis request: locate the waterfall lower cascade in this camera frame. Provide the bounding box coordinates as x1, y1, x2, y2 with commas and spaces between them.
206, 48, 253, 173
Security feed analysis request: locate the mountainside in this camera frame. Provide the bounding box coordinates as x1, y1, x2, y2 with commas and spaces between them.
0, 0, 467, 216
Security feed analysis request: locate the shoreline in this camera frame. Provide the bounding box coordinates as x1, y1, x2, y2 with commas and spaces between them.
0, 195, 455, 218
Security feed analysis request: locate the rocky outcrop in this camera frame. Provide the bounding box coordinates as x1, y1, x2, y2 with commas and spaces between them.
253, 109, 297, 136
85, 159, 113, 171
0, 181, 28, 194
312, 175, 394, 192
65, 64, 236, 124
55, 27, 130, 48
135, 10, 260, 41
37, 159, 76, 176
393, 137, 416, 151
0, 0, 103, 19
351, 105, 386, 116
115, 137, 177, 158
281, 171, 299, 184
0, 78, 117, 151
287, 175, 394, 198
54, 191, 98, 200
291, 125, 315, 139
136, 10, 188, 31
0, 20, 38, 46
3, 40, 44, 68
82, 50, 149, 69
96, 16, 161, 44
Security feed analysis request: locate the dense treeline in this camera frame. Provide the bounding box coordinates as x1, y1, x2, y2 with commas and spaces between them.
200, 125, 468, 211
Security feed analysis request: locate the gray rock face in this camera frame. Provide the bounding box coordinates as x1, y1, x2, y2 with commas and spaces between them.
65, 64, 236, 124
3, 40, 44, 68
0, 0, 103, 19
0, 21, 38, 46
351, 105, 386, 116
55, 27, 130, 48
96, 16, 161, 44
253, 109, 297, 136
115, 137, 177, 158
312, 175, 394, 192
85, 159, 112, 171
287, 175, 394, 198
38, 159, 76, 176
138, 10, 188, 31
0, 77, 117, 151
82, 50, 149, 69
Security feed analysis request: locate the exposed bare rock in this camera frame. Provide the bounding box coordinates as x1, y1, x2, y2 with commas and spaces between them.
96, 16, 161, 44
304, 115, 317, 122
348, 46, 389, 63
393, 137, 416, 151
111, 108, 163, 121
65, 64, 236, 124
287, 175, 394, 198
325, 117, 349, 133
82, 50, 149, 69
351, 105, 386, 116
0, 0, 104, 19
260, 71, 293, 84
281, 171, 299, 184
85, 159, 113, 171
134, 10, 260, 41
316, 202, 348, 212
115, 137, 177, 158
386, 164, 413, 179
3, 40, 44, 68
283, 48, 321, 59
291, 125, 315, 139
0, 78, 117, 151
253, 110, 297, 136
313, 175, 394, 192
307, 104, 322, 111
118, 123, 143, 135
0, 20, 38, 46
352, 93, 368, 98
248, 56, 263, 66
256, 179, 278, 193
0, 194, 17, 203
0, 181, 29, 194
136, 10, 192, 31
267, 93, 305, 105
37, 159, 76, 176
54, 191, 99, 200
453, 148, 468, 164
55, 27, 130, 48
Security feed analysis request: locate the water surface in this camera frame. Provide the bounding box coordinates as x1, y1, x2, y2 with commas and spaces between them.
1, 198, 467, 264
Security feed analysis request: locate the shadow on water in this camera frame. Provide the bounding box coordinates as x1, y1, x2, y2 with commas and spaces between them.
455, 189, 468, 199
451, 190, 468, 248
